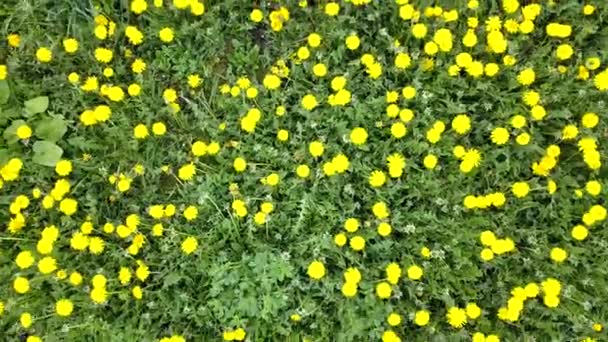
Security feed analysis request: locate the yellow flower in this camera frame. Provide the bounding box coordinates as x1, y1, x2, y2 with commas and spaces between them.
585, 180, 602, 196
372, 201, 389, 219
301, 94, 318, 110
159, 27, 174, 43
129, 0, 148, 13
423, 154, 438, 169
191, 141, 207, 156
325, 2, 340, 16
390, 122, 407, 138
387, 313, 401, 326
128, 83, 141, 96
94, 25, 108, 40
181, 236, 198, 255
55, 160, 72, 176
107, 86, 125, 102
343, 218, 359, 233
62, 38, 79, 53
55, 299, 74, 317
399, 87, 416, 101
14, 276, 30, 294
517, 68, 535, 86
254, 212, 267, 225
512, 182, 530, 198
424, 41, 438, 55
376, 282, 392, 299
262, 74, 281, 91
132, 286, 143, 299
133, 124, 149, 139
465, 303, 481, 319
451, 114, 471, 134
69, 272, 83, 286
297, 46, 310, 60
516, 132, 531, 145
307, 260, 325, 280
462, 30, 478, 47
94, 47, 113, 63
345, 34, 360, 50
382, 330, 400, 342
581, 112, 599, 128
163, 88, 178, 103
571, 225, 588, 241
543, 295, 560, 308
349, 127, 368, 145
349, 236, 365, 251
546, 23, 572, 38
132, 58, 146, 73
312, 63, 327, 77
414, 310, 430, 326
341, 282, 358, 297
38, 256, 57, 274
485, 63, 500, 76
308, 141, 324, 157
90, 287, 108, 304
59, 198, 78, 215
277, 129, 289, 141
183, 205, 198, 220
550, 247, 567, 263
7, 33, 21, 47
433, 28, 453, 51
151, 122, 166, 136
67, 72, 79, 84
250, 9, 263, 22
189, 1, 205, 15
36, 47, 53, 62
20, 312, 32, 328
446, 307, 467, 328
490, 127, 510, 145
233, 157, 247, 172
188, 74, 202, 88
386, 263, 401, 284
81, 76, 98, 92
16, 124, 32, 139
556, 44, 573, 60
407, 265, 423, 280
15, 250, 35, 269
394, 53, 411, 69
334, 233, 347, 246
178, 163, 196, 181
480, 248, 494, 261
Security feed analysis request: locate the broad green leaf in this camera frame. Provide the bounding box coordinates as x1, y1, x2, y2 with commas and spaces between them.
0, 149, 9, 165
0, 80, 9, 104
3, 119, 25, 145
35, 117, 68, 142
0, 106, 20, 121
32, 140, 63, 166
162, 272, 182, 288
24, 96, 49, 116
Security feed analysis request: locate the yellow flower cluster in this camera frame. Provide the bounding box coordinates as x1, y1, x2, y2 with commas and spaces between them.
479, 231, 516, 261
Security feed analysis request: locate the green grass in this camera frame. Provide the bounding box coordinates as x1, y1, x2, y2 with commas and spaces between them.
1, 0, 608, 341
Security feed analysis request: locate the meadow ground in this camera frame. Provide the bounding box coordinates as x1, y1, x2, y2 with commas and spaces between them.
0, 0, 608, 341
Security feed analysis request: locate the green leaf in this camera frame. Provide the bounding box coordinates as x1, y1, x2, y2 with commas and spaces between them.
3, 119, 25, 145
24, 96, 49, 116
162, 272, 182, 288
0, 149, 9, 165
32, 141, 63, 166
35, 117, 68, 142
0, 80, 9, 104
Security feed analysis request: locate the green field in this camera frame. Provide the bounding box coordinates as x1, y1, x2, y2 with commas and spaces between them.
1, 0, 607, 341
